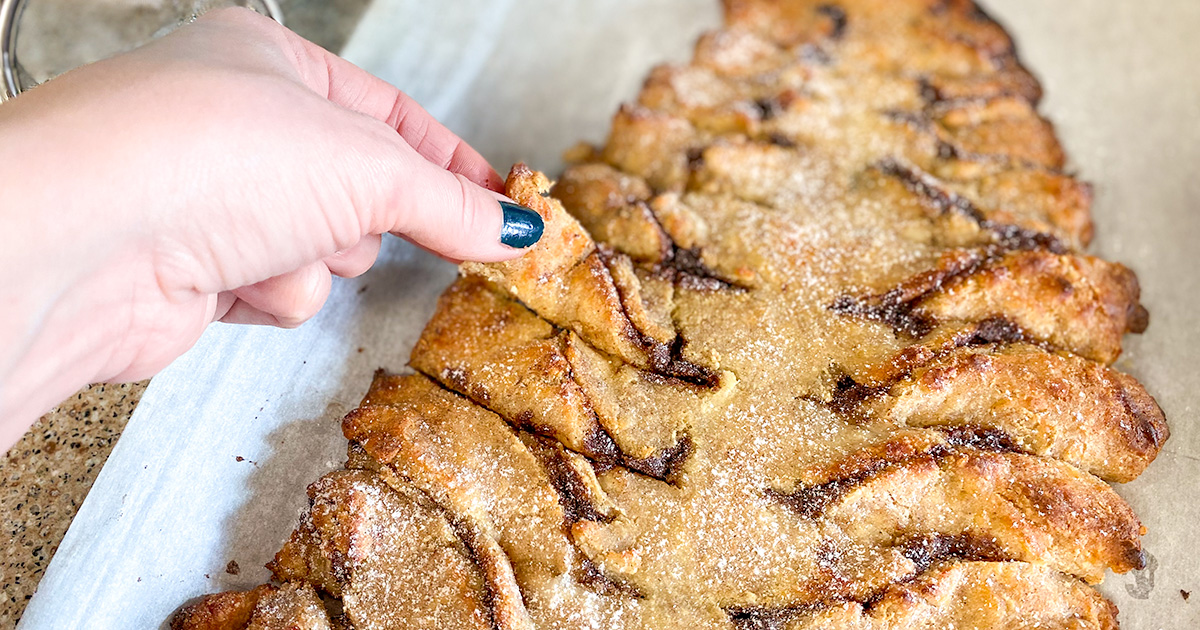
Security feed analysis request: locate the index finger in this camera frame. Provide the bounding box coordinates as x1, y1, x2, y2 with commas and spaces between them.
244, 11, 505, 192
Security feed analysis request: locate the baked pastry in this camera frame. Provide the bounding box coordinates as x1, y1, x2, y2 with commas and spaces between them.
172, 1, 1166, 628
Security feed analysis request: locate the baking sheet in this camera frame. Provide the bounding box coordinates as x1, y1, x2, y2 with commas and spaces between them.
16, 1, 1200, 628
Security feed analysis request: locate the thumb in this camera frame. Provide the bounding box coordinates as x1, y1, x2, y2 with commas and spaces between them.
374, 146, 544, 262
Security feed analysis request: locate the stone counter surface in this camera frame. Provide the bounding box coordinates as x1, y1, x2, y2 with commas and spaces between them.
0, 1, 369, 625
1, 383, 147, 627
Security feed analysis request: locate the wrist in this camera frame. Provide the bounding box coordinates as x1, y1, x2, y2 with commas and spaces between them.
0, 104, 146, 450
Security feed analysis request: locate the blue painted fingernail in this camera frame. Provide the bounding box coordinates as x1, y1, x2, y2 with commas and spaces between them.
499, 202, 544, 249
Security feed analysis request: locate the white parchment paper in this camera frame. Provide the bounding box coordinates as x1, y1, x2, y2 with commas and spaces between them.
17, 1, 1200, 628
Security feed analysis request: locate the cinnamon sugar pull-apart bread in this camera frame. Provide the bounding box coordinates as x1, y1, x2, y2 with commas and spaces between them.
173, 1, 1168, 628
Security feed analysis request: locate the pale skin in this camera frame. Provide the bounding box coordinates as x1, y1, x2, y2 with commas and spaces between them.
0, 8, 541, 451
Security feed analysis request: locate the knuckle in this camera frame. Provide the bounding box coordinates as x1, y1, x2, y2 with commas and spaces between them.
456, 177, 486, 236
444, 140, 472, 173
203, 6, 264, 26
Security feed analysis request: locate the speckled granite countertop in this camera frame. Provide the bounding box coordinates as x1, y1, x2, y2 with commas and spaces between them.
0, 1, 369, 625
1, 383, 147, 627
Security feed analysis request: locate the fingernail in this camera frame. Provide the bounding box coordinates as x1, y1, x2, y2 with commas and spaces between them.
498, 202, 544, 249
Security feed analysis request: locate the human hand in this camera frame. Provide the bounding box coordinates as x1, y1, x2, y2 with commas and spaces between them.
0, 8, 543, 449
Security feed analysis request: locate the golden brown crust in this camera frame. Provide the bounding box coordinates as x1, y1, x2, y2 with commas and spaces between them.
813, 444, 1146, 582
411, 274, 734, 468
868, 344, 1167, 482
171, 583, 332, 630
172, 585, 277, 630
393, 0, 1161, 623
343, 374, 733, 629
764, 561, 1119, 630
462, 167, 659, 371
829, 247, 1147, 366
550, 163, 668, 263
912, 250, 1147, 363
269, 468, 506, 630
463, 166, 725, 386
334, 370, 1144, 617
246, 583, 332, 630
345, 0, 1159, 619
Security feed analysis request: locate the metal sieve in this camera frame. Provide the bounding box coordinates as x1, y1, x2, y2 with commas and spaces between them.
1, 0, 283, 101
